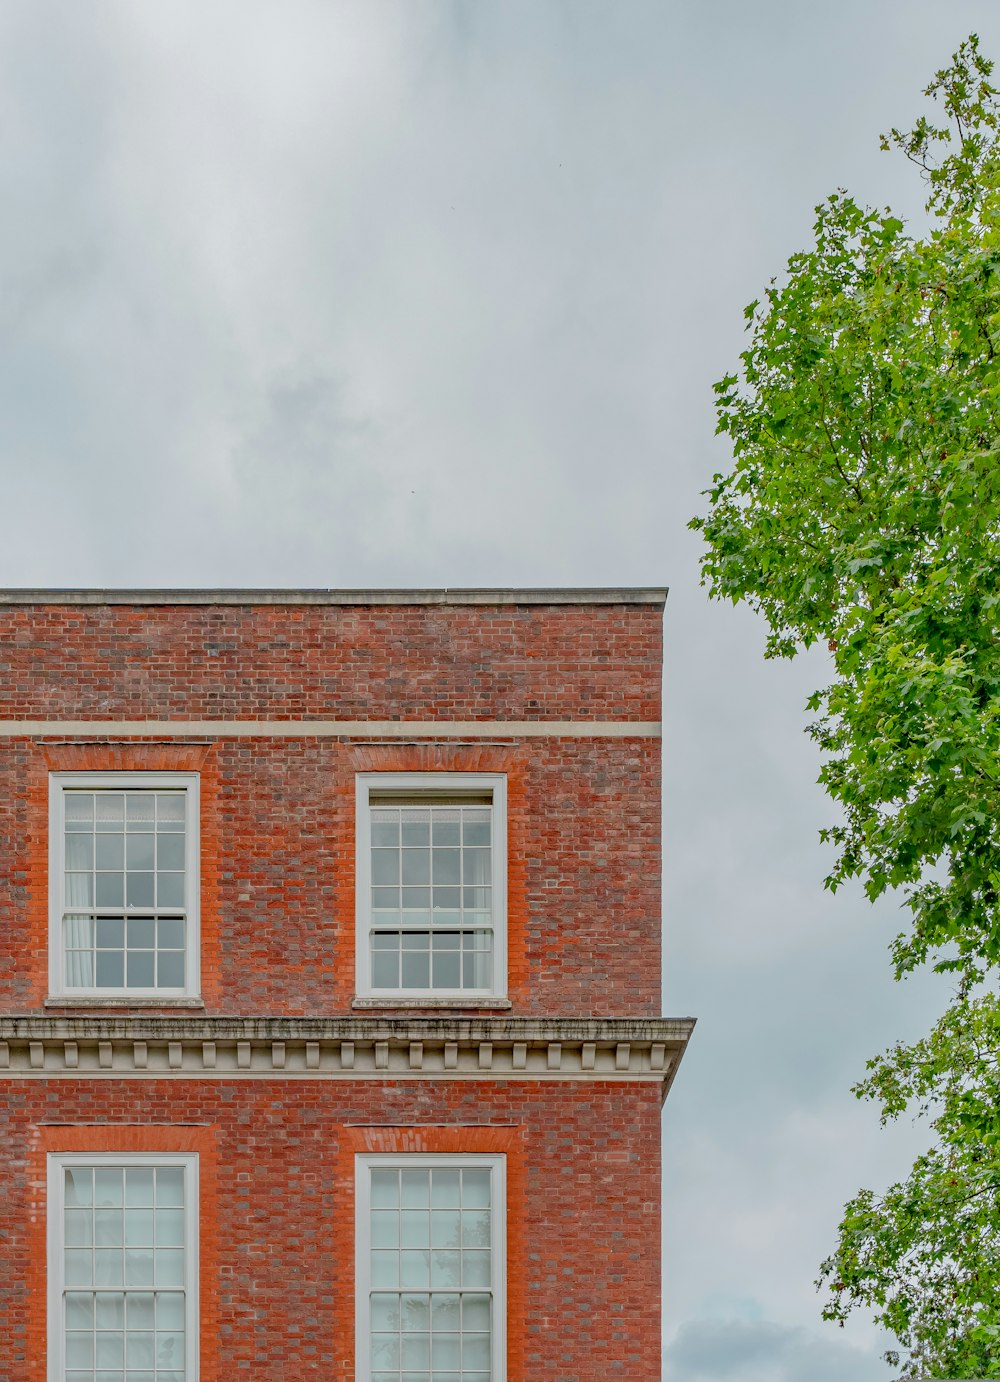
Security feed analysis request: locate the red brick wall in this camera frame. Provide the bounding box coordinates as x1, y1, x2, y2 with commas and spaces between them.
0, 604, 662, 721
0, 603, 663, 1016
5, 1077, 663, 1381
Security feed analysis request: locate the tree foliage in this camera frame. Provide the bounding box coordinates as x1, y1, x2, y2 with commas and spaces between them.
691, 36, 1000, 1377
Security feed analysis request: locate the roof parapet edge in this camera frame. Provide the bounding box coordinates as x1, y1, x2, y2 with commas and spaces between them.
0, 586, 668, 608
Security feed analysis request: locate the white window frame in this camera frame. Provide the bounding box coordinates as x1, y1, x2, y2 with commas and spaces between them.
355, 772, 507, 1000
355, 1152, 506, 1382
46, 1151, 200, 1382
48, 772, 201, 1000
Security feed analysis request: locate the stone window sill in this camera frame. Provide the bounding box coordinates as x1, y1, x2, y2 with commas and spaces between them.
44, 996, 206, 1009
352, 996, 512, 1011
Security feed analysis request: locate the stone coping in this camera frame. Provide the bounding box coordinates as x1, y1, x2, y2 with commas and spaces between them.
0, 587, 668, 607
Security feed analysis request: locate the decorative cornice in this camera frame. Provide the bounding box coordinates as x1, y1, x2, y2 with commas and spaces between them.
0, 1016, 694, 1101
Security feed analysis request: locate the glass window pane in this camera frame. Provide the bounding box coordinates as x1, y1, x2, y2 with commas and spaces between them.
96, 1288, 133, 1333
95, 874, 124, 907
400, 1211, 429, 1248
95, 835, 125, 870
462, 1250, 491, 1287
401, 851, 430, 885
157, 950, 186, 989
96, 917, 125, 948
371, 1170, 399, 1208
126, 835, 155, 869
371, 949, 399, 988
157, 918, 185, 949
156, 832, 185, 870
401, 1171, 430, 1207
126, 1292, 154, 1326
431, 1170, 461, 1209
463, 1332, 492, 1368
432, 1333, 461, 1368
126, 917, 155, 949
462, 1171, 491, 1209
371, 1210, 399, 1249
156, 1333, 185, 1367
94, 1249, 123, 1287
65, 835, 94, 869
155, 1168, 184, 1207
66, 874, 95, 907
95, 1331, 125, 1367
65, 1333, 94, 1367
462, 1210, 490, 1248
124, 1209, 154, 1246
124, 1330, 154, 1365
155, 1209, 185, 1247
95, 794, 124, 828
432, 813, 460, 845
156, 794, 186, 825
65, 794, 94, 824
431, 1294, 460, 1329
400, 1250, 431, 1288
432, 849, 461, 885
400, 949, 430, 988
155, 1249, 185, 1287
125, 1168, 155, 1207
65, 1209, 92, 1247
400, 814, 430, 846
126, 873, 154, 908
126, 793, 155, 823
431, 1211, 461, 1249
155, 1292, 186, 1329
370, 1251, 399, 1288
430, 1249, 461, 1288
157, 873, 185, 908
431, 948, 460, 989
65, 1293, 94, 1327
94, 1208, 123, 1245
371, 849, 399, 885
125, 949, 155, 988
400, 1333, 430, 1367
94, 1169, 124, 1206
66, 1168, 93, 1206
125, 1248, 155, 1287
95, 951, 125, 987
64, 1250, 92, 1286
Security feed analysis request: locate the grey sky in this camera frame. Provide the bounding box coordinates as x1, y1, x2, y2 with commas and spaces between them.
2, 3, 998, 1377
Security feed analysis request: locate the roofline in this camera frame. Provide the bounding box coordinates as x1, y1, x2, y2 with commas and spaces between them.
0, 587, 668, 608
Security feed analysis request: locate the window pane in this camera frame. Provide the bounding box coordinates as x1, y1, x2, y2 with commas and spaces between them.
65, 835, 93, 869
96, 951, 125, 987
156, 794, 186, 826
157, 950, 185, 989
95, 794, 124, 828
95, 873, 124, 907
157, 832, 185, 870
126, 793, 155, 823
95, 834, 125, 870
126, 835, 155, 869
65, 794, 94, 824
126, 873, 154, 908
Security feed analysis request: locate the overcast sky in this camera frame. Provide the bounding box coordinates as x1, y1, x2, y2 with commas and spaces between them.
3, 4, 999, 1378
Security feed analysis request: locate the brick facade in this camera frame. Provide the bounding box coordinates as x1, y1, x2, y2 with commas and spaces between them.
0, 589, 692, 1380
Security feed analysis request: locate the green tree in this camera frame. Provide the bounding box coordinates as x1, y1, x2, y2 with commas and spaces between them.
690, 36, 1000, 1379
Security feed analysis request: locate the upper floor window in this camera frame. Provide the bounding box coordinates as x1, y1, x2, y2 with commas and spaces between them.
355, 774, 507, 1000
49, 774, 200, 999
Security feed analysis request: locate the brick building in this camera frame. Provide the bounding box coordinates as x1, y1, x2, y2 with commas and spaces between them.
0, 587, 693, 1380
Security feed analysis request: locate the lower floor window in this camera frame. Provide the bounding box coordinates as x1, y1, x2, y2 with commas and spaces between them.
48, 1153, 198, 1382
356, 1154, 506, 1382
